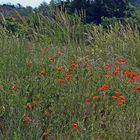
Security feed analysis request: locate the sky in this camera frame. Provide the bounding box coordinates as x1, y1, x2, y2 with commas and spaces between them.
0, 0, 51, 7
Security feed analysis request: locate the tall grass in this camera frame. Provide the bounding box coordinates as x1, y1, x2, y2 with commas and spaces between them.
0, 12, 140, 140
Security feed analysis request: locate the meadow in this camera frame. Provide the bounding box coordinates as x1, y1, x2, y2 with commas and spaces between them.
0, 12, 140, 140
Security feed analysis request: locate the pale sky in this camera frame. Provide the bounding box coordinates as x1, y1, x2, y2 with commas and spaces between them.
0, 0, 51, 7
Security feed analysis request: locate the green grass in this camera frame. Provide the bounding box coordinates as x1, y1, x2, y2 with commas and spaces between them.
0, 13, 140, 140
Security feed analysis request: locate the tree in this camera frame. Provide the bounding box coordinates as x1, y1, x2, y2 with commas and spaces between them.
62, 0, 130, 23
129, 0, 140, 6
38, 2, 49, 16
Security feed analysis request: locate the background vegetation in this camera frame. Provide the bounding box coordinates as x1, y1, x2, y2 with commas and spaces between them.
0, 0, 140, 35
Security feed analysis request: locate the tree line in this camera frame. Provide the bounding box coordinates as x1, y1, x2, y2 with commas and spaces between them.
0, 0, 140, 35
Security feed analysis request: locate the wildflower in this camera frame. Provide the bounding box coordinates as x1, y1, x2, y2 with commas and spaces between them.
40, 69, 46, 75
112, 96, 117, 99
26, 102, 33, 109
127, 78, 133, 82
115, 60, 121, 65
26, 100, 40, 109
121, 58, 126, 63
0, 85, 4, 89
117, 100, 125, 105
113, 68, 121, 75
32, 100, 40, 106
23, 115, 33, 122
93, 96, 100, 101
119, 95, 125, 100
71, 63, 76, 67
65, 76, 70, 81
42, 131, 49, 138
136, 86, 140, 91
115, 91, 122, 95
115, 68, 121, 72
72, 122, 78, 129
49, 57, 54, 61
131, 72, 138, 80
66, 72, 72, 77
57, 67, 62, 72
58, 51, 63, 56
68, 67, 72, 71
58, 78, 64, 83
104, 64, 110, 70
124, 70, 131, 76
99, 84, 109, 91
12, 85, 17, 89
85, 98, 90, 104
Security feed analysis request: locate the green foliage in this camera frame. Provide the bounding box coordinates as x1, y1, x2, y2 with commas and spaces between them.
2, 17, 20, 33
1, 0, 140, 35
129, 0, 140, 6
61, 0, 131, 23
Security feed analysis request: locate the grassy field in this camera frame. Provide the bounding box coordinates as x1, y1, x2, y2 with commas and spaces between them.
0, 13, 140, 140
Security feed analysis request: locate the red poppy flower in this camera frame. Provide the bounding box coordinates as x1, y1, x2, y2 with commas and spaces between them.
131, 72, 138, 80
117, 100, 125, 105
112, 95, 117, 99
115, 91, 122, 95
115, 60, 121, 65
68, 67, 72, 71
65, 76, 70, 81
26, 102, 33, 109
136, 86, 140, 91
12, 85, 17, 89
49, 57, 54, 61
40, 69, 46, 75
66, 72, 72, 77
127, 79, 133, 82
26, 100, 40, 109
113, 68, 121, 75
57, 67, 62, 71
23, 115, 33, 122
33, 100, 41, 106
42, 131, 49, 138
58, 51, 63, 56
116, 68, 121, 72
104, 64, 110, 70
58, 78, 64, 83
85, 98, 90, 103
121, 58, 126, 63
71, 63, 76, 67
123, 70, 131, 76
93, 96, 100, 101
0, 85, 4, 89
119, 95, 125, 100
72, 122, 78, 129
99, 84, 109, 91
